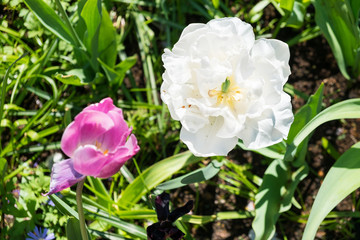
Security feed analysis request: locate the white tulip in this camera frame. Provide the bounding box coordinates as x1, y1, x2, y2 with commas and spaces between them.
161, 17, 294, 157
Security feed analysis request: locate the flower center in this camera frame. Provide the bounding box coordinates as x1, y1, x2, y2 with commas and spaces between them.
208, 77, 242, 108
95, 141, 109, 155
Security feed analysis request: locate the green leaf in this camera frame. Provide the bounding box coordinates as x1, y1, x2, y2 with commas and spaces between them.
99, 54, 138, 86
238, 141, 285, 159
350, 0, 360, 21
252, 161, 308, 240
49, 194, 79, 219
156, 160, 223, 190
80, 0, 117, 70
118, 151, 201, 208
89, 212, 147, 239
280, 0, 295, 12
302, 142, 360, 240
252, 159, 288, 240
321, 137, 341, 160
66, 218, 83, 240
212, 0, 220, 9
97, 7, 117, 68
285, 1, 306, 28
285, 98, 360, 162
23, 0, 76, 45
0, 158, 7, 180
54, 69, 89, 86
249, 0, 270, 23
3, 104, 25, 111
89, 228, 133, 240
86, 177, 111, 209
81, 0, 102, 70
287, 83, 324, 166
313, 0, 360, 79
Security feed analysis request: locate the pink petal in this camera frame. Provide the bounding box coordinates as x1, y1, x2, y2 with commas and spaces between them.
97, 109, 132, 152
61, 121, 80, 157
72, 145, 108, 176
96, 134, 140, 178
75, 110, 114, 146
84, 97, 115, 113
43, 159, 85, 196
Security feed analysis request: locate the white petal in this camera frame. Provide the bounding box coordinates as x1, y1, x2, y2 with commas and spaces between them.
239, 110, 282, 149
273, 92, 294, 137
208, 18, 255, 49
162, 49, 191, 84
252, 39, 291, 85
179, 23, 206, 39
180, 117, 238, 157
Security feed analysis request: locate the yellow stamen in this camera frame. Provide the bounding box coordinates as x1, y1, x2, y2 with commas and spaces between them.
208, 77, 242, 108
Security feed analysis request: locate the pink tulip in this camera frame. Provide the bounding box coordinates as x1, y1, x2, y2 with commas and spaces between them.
44, 98, 140, 196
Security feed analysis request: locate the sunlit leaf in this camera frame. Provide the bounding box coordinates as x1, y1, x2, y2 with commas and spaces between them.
302, 142, 360, 239
54, 70, 89, 86
156, 160, 223, 190
280, 0, 295, 12
118, 152, 201, 208
23, 0, 76, 45
313, 0, 360, 79
285, 98, 360, 161
49, 194, 79, 219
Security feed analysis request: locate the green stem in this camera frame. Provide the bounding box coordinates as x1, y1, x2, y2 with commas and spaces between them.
76, 178, 88, 240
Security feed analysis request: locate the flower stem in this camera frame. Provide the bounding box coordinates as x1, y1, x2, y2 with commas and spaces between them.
76, 178, 88, 240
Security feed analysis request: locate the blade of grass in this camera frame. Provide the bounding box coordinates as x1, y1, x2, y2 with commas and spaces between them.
0, 53, 28, 152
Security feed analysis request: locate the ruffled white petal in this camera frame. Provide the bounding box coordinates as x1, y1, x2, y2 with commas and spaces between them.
161, 17, 293, 156
180, 117, 238, 157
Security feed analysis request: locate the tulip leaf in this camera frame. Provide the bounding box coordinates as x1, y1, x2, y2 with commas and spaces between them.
86, 177, 111, 209
49, 194, 79, 220
118, 151, 201, 208
156, 160, 223, 190
302, 142, 360, 240
80, 0, 101, 71
252, 159, 288, 240
97, 8, 117, 67
80, 0, 117, 70
313, 0, 360, 79
252, 160, 308, 240
238, 141, 285, 159
89, 212, 147, 239
285, 98, 360, 162
23, 0, 76, 45
251, 84, 325, 240
66, 218, 83, 240
287, 83, 324, 166
89, 228, 133, 240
